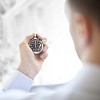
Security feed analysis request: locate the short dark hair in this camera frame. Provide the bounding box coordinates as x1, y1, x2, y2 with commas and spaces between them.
68, 0, 100, 26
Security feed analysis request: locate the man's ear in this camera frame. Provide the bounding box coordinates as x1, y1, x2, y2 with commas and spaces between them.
74, 12, 92, 46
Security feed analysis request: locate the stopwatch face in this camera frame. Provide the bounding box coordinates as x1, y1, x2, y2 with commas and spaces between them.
28, 37, 43, 54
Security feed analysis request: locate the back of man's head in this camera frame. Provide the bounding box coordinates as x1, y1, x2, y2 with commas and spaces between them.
65, 0, 100, 63
68, 0, 100, 27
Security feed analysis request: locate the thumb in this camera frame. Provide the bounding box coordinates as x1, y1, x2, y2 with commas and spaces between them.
19, 41, 35, 58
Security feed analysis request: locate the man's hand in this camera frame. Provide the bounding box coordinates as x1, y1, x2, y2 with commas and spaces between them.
18, 33, 48, 79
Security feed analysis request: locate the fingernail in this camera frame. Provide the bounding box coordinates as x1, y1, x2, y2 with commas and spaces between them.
42, 40, 46, 43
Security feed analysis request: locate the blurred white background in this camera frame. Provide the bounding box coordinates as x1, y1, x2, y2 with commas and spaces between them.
0, 0, 82, 86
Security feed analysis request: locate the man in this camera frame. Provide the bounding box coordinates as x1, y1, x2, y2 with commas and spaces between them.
1, 0, 100, 99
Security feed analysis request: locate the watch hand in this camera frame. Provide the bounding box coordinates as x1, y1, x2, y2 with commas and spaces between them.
35, 41, 36, 48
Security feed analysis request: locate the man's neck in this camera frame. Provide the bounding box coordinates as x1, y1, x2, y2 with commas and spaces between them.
81, 46, 100, 65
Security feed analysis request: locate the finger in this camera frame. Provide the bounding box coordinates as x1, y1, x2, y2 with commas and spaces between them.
36, 34, 47, 43
40, 53, 48, 61
42, 38, 47, 44
19, 41, 26, 48
19, 41, 31, 50
36, 34, 42, 39
42, 44, 49, 53
25, 33, 35, 43
19, 41, 30, 54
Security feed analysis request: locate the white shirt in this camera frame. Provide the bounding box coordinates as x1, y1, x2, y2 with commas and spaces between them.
1, 63, 100, 100
3, 70, 33, 92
